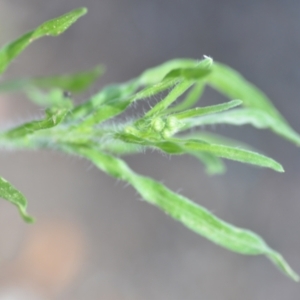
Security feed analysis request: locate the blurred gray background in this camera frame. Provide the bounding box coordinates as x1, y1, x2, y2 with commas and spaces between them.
0, 1, 300, 299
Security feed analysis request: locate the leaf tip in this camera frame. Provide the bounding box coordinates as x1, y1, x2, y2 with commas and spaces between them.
268, 158, 284, 173
77, 7, 88, 16
266, 249, 299, 281
203, 55, 213, 63
19, 208, 35, 223
232, 99, 243, 106
201, 55, 214, 70
275, 164, 285, 173
24, 215, 35, 224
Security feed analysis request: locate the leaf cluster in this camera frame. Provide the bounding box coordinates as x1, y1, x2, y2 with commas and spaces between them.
0, 8, 299, 281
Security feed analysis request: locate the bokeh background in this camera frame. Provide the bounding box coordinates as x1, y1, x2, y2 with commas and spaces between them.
0, 1, 300, 299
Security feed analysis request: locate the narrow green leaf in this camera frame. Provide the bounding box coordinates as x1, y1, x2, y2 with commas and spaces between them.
2, 106, 70, 139
118, 133, 279, 171
133, 78, 176, 101
180, 139, 284, 172
0, 177, 34, 223
31, 8, 87, 39
143, 80, 195, 119
183, 108, 300, 148
0, 65, 103, 94
166, 81, 205, 113
66, 146, 298, 281
208, 63, 282, 117
171, 99, 242, 120
0, 7, 87, 74
208, 63, 300, 146
116, 133, 283, 172
180, 132, 256, 175
138, 56, 212, 85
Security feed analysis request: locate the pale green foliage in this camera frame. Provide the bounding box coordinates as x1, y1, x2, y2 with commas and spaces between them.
0, 8, 87, 75
0, 8, 299, 281
0, 177, 34, 223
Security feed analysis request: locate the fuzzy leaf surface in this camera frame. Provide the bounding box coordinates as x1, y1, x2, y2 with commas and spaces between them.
66, 146, 298, 281
2, 107, 70, 139
0, 66, 103, 94
117, 133, 283, 172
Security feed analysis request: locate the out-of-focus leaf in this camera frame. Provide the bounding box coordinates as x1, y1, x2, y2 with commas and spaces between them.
101, 139, 143, 156
66, 145, 298, 281
207, 63, 300, 146
185, 108, 281, 128
0, 7, 87, 75
0, 177, 34, 223
26, 88, 74, 107
0, 65, 103, 94
209, 63, 280, 114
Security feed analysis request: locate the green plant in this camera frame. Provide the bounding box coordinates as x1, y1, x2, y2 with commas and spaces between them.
0, 7, 299, 281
